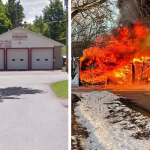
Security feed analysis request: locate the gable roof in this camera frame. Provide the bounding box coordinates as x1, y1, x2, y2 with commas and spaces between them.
0, 27, 65, 46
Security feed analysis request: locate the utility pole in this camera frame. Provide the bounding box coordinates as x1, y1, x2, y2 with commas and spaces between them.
12, 0, 21, 27
64, 0, 68, 73
15, 2, 18, 27
48, 15, 51, 38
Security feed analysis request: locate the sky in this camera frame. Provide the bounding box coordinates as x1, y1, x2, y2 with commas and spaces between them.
2, 0, 64, 24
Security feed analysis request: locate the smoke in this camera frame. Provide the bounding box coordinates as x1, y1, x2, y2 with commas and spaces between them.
117, 0, 150, 27
117, 0, 140, 27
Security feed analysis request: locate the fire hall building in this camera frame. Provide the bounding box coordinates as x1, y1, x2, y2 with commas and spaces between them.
0, 27, 64, 70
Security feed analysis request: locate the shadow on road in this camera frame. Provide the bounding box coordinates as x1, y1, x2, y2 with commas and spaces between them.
0, 87, 44, 101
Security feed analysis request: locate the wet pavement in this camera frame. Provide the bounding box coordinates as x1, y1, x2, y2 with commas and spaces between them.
72, 85, 150, 116
111, 91, 150, 115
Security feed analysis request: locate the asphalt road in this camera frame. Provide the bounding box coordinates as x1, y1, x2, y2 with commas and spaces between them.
0, 71, 68, 150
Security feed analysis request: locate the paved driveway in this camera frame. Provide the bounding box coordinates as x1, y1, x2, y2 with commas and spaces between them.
0, 71, 68, 150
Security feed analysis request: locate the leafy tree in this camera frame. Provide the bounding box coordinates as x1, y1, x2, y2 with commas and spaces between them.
0, 12, 12, 33
71, 0, 108, 19
24, 16, 49, 37
5, 0, 25, 28
71, 0, 118, 79
43, 0, 66, 42
33, 16, 45, 34
23, 0, 66, 45
0, 1, 12, 33
24, 23, 41, 34
0, 0, 5, 11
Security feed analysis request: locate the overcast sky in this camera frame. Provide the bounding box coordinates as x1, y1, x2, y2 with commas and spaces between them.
2, 0, 64, 24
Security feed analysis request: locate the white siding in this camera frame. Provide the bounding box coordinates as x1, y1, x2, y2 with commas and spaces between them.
32, 48, 53, 69
0, 27, 63, 70
0, 27, 63, 48
7, 49, 28, 69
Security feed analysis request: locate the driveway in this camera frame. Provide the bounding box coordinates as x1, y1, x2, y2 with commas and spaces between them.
0, 71, 68, 150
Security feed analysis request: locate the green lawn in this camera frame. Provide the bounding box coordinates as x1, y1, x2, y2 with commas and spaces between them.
50, 80, 68, 99
62, 46, 66, 56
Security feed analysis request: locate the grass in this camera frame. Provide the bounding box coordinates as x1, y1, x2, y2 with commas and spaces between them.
62, 66, 66, 72
62, 46, 66, 56
50, 80, 68, 99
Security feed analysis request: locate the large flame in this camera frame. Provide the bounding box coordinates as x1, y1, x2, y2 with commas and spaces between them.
80, 23, 150, 85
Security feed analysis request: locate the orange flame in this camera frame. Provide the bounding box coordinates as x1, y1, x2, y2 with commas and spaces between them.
80, 23, 150, 85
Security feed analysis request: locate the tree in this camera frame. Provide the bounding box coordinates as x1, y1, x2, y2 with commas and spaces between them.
33, 16, 45, 34
0, 1, 12, 34
118, 0, 150, 27
71, 0, 117, 79
23, 0, 66, 45
24, 23, 41, 34
0, 12, 12, 33
71, 0, 108, 19
24, 16, 49, 37
71, 0, 117, 51
43, 0, 66, 42
6, 0, 25, 28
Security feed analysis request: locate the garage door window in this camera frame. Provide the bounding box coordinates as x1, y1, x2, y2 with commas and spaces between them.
12, 59, 15, 61
45, 59, 48, 61
20, 59, 24, 61
37, 59, 40, 61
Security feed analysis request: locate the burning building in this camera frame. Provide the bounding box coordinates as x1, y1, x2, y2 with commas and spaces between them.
79, 23, 150, 85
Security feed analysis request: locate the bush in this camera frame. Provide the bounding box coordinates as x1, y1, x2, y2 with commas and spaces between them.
62, 66, 66, 72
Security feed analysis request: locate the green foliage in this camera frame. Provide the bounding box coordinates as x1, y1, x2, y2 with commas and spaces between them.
43, 0, 66, 42
0, 1, 11, 33
43, 0, 65, 22
62, 66, 66, 72
33, 16, 45, 34
50, 80, 68, 99
6, 0, 25, 28
24, 24, 41, 34
0, 0, 25, 34
23, 0, 66, 45
0, 1, 5, 12
62, 46, 66, 56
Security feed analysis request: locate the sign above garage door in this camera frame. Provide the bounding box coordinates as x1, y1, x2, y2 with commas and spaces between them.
12, 33, 27, 40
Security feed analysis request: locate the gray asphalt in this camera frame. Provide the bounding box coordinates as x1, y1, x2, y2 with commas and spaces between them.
0, 71, 68, 150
